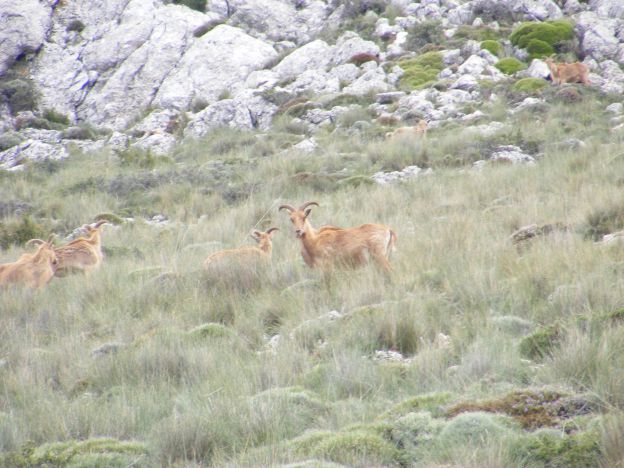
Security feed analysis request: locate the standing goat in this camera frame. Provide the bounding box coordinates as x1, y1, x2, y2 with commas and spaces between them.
545, 58, 590, 85
203, 228, 279, 270
0, 238, 58, 289
279, 201, 396, 272
53, 220, 108, 276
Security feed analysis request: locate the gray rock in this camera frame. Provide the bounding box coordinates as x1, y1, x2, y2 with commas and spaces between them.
292, 137, 318, 153
376, 92, 407, 104
330, 32, 380, 66
132, 109, 182, 136
442, 49, 463, 66
328, 64, 361, 84
107, 132, 130, 152
286, 69, 341, 95
589, 0, 624, 18
524, 59, 551, 79
450, 74, 479, 91
0, 0, 52, 74
372, 166, 432, 184
0, 140, 69, 171
599, 60, 624, 82
465, 121, 507, 137
606, 102, 624, 114
272, 40, 333, 81
575, 12, 623, 62
490, 145, 536, 164
342, 64, 390, 95
91, 342, 125, 359
458, 55, 489, 75
155, 25, 277, 111
132, 133, 177, 156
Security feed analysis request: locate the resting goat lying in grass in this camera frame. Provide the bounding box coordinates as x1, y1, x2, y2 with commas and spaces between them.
51, 220, 108, 276
279, 201, 396, 272
385, 119, 428, 141
545, 58, 590, 85
0, 238, 58, 289
203, 228, 279, 270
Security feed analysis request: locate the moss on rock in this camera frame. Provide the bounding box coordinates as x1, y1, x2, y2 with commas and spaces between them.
512, 77, 548, 94
510, 20, 575, 50
481, 40, 502, 57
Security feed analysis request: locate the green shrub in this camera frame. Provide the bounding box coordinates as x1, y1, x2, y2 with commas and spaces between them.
186, 323, 237, 341
510, 20, 575, 54
0, 216, 47, 249
398, 52, 444, 90
526, 38, 555, 59
519, 326, 560, 360
481, 40, 502, 56
43, 108, 70, 126
309, 430, 399, 465
0, 132, 23, 151
510, 428, 601, 468
405, 20, 445, 52
495, 57, 527, 75
172, 0, 206, 12
512, 77, 548, 94
438, 412, 513, 446
584, 201, 624, 240
61, 124, 99, 140
0, 78, 39, 113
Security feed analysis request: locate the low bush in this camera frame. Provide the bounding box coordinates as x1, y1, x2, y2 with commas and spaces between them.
398, 52, 444, 90
481, 40, 503, 57
512, 77, 548, 94
495, 57, 527, 75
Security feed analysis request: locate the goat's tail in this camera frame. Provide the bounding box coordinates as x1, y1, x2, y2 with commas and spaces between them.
387, 229, 397, 257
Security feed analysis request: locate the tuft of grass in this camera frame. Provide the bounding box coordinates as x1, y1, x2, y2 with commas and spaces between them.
0, 216, 48, 249
519, 326, 561, 360
583, 201, 624, 240
509, 428, 601, 467
495, 57, 527, 75
481, 40, 503, 57
512, 77, 548, 94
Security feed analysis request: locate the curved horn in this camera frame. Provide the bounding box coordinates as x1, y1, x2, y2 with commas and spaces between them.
299, 201, 319, 211
93, 220, 108, 229
266, 227, 279, 234
25, 238, 46, 248
279, 204, 296, 213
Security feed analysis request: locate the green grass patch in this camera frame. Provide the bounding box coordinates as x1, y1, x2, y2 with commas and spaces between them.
398, 52, 444, 90
481, 40, 503, 57
495, 57, 527, 75
512, 77, 548, 94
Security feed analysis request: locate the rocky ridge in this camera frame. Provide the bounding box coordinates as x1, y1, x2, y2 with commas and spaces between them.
1, 0, 623, 170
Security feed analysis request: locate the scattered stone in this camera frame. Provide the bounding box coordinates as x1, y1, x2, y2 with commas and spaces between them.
606, 102, 623, 114
292, 137, 318, 153
91, 342, 125, 359
0, 140, 69, 171
372, 166, 432, 185
490, 145, 535, 164
376, 91, 406, 104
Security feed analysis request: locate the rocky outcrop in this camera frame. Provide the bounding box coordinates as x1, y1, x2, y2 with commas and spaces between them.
0, 0, 53, 75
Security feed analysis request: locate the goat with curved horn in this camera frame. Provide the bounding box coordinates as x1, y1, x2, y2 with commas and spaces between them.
279, 201, 396, 272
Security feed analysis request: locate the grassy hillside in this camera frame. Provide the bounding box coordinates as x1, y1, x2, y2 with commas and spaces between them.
2, 88, 624, 466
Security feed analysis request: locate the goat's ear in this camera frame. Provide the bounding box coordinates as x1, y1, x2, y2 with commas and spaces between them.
304, 208, 313, 218
250, 230, 262, 241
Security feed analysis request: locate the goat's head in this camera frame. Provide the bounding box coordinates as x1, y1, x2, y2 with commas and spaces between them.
279, 201, 319, 238
250, 227, 279, 245
31, 237, 59, 271
85, 220, 108, 233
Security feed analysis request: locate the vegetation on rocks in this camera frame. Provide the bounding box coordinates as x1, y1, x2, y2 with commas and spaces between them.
510, 20, 576, 59
495, 57, 527, 75
398, 52, 444, 90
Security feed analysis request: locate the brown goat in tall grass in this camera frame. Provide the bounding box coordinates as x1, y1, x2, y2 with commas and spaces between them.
279, 201, 396, 272
203, 228, 279, 271
385, 119, 428, 141
545, 58, 590, 85
53, 220, 108, 276
0, 238, 58, 289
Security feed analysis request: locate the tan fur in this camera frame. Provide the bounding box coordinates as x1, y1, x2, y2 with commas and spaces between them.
545, 58, 590, 85
54, 220, 107, 276
279, 202, 396, 272
385, 119, 428, 141
0, 240, 58, 289
203, 228, 278, 270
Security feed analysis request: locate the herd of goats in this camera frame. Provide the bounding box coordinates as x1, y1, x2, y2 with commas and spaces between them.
0, 55, 594, 291
0, 201, 397, 290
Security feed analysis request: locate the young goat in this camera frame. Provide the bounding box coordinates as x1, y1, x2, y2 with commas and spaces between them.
0, 239, 58, 289
385, 119, 428, 141
203, 228, 279, 270
53, 220, 108, 276
545, 58, 590, 85
279, 201, 396, 272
